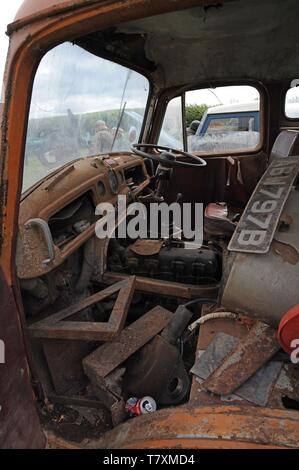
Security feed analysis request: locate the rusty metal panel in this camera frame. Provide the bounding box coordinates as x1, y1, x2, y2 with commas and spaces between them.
9, 0, 224, 34
87, 404, 299, 449
42, 339, 90, 394
103, 271, 219, 299
0, 268, 45, 448
190, 306, 252, 405
83, 305, 172, 381
192, 332, 282, 406
203, 322, 280, 396
29, 277, 135, 341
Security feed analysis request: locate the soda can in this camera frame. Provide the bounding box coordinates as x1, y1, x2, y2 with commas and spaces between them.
125, 396, 157, 417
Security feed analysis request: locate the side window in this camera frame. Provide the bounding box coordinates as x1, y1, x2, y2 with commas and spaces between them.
285, 85, 299, 118
205, 115, 255, 134
206, 117, 240, 133
158, 96, 184, 149
185, 85, 260, 154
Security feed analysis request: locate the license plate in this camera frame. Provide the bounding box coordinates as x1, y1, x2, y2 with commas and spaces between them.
228, 157, 299, 254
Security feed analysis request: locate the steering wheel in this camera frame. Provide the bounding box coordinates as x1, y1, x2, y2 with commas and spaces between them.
131, 143, 207, 168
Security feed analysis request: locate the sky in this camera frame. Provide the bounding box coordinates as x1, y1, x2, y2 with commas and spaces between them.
0, 1, 23, 85
29, 42, 149, 119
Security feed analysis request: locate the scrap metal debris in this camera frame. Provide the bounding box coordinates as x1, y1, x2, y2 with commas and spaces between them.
82, 306, 172, 423
202, 321, 281, 396
191, 332, 282, 406
29, 276, 136, 341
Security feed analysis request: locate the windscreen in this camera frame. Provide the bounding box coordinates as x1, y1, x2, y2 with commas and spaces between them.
23, 42, 149, 192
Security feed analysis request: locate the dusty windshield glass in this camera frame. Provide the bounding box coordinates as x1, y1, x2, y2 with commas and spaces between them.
23, 42, 149, 192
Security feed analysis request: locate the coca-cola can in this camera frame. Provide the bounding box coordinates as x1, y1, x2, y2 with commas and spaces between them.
125, 396, 157, 417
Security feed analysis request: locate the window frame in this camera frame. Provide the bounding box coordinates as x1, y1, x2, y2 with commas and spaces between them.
284, 84, 299, 121
201, 111, 260, 135
155, 81, 266, 159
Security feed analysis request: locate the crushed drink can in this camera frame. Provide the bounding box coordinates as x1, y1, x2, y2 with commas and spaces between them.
125, 396, 157, 417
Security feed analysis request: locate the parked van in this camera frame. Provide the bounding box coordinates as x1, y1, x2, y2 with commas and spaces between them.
189, 101, 260, 153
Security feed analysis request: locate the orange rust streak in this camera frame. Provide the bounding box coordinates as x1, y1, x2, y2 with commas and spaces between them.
124, 439, 286, 449
90, 405, 299, 449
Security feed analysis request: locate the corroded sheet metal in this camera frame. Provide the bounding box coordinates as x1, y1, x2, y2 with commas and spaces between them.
203, 321, 280, 396
83, 305, 172, 381
0, 268, 45, 448
29, 277, 135, 341
10, 0, 223, 34
87, 404, 299, 449
103, 271, 219, 299
190, 306, 250, 406
192, 333, 281, 406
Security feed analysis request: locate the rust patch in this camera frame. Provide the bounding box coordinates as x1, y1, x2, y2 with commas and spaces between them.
130, 239, 164, 256
85, 404, 299, 449
272, 239, 299, 265
203, 321, 280, 396
278, 213, 293, 232
7, 0, 225, 35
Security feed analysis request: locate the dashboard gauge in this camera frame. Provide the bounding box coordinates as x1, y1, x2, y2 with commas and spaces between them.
108, 170, 119, 195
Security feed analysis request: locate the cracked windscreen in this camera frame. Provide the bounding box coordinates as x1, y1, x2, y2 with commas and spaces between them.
23, 42, 149, 192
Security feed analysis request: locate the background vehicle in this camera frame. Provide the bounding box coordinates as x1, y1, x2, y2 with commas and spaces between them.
190, 101, 260, 152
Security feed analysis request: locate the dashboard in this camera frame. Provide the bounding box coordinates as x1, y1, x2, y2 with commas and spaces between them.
17, 152, 150, 279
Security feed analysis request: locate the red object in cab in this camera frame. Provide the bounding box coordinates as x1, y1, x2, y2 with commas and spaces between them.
278, 304, 299, 355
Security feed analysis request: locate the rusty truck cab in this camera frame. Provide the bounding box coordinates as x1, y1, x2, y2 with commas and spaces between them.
1, 0, 299, 449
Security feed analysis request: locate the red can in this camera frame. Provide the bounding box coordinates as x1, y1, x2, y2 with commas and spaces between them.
125, 396, 157, 417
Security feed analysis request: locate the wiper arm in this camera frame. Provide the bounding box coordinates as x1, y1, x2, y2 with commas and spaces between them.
111, 101, 126, 152
111, 69, 132, 152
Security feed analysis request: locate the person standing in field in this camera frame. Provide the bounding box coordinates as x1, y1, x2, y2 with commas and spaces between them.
92, 120, 113, 153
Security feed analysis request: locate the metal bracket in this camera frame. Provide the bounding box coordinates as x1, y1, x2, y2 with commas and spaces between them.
25, 218, 55, 266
